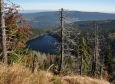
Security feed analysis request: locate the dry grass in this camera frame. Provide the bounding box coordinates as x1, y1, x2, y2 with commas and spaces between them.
61, 75, 110, 84
0, 63, 110, 84
0, 63, 53, 84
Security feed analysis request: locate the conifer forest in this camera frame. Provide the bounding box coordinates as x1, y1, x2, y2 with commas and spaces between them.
0, 0, 115, 84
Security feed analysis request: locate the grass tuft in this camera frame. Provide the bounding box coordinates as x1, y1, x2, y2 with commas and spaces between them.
0, 63, 110, 84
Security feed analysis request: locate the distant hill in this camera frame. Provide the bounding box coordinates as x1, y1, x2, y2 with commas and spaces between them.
21, 11, 115, 28
72, 20, 115, 33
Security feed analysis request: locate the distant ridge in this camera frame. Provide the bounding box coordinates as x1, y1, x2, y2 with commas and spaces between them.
19, 10, 58, 13
19, 10, 115, 14
20, 10, 115, 28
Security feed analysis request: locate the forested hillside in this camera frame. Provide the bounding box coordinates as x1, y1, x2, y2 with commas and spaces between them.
21, 11, 115, 28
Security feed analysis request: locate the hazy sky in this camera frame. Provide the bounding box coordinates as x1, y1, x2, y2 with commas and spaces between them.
4, 0, 115, 13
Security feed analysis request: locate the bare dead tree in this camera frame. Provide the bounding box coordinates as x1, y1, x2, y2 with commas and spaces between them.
0, 0, 7, 64
91, 21, 100, 77
80, 54, 83, 76
58, 8, 64, 72
51, 9, 81, 74
95, 21, 99, 71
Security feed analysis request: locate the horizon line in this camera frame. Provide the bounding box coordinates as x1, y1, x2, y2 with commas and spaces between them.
19, 9, 115, 14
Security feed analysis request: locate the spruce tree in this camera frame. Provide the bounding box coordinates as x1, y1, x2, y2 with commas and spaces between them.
104, 47, 113, 75
79, 37, 91, 75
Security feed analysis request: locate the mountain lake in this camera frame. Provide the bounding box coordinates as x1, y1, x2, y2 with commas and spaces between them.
26, 34, 59, 54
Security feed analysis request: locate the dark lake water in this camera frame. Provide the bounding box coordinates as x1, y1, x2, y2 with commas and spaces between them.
26, 34, 59, 54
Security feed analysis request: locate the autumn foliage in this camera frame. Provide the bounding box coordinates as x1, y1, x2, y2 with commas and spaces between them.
0, 2, 33, 63
5, 4, 32, 50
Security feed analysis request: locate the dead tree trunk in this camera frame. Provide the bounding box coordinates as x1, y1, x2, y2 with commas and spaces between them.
32, 52, 35, 73
77, 38, 83, 76
92, 21, 99, 77
80, 54, 83, 76
59, 8, 64, 72
0, 0, 7, 64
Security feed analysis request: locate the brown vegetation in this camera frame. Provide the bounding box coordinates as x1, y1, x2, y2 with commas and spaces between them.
0, 63, 110, 84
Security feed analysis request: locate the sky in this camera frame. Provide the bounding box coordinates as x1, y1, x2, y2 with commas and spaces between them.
4, 0, 115, 13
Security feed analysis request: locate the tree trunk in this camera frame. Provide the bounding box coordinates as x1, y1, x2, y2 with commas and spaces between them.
59, 8, 64, 73
0, 0, 7, 64
92, 21, 99, 77
80, 54, 83, 76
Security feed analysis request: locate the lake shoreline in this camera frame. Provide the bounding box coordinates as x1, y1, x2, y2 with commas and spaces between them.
27, 33, 61, 43
26, 34, 59, 54
48, 33, 61, 42
27, 33, 46, 42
